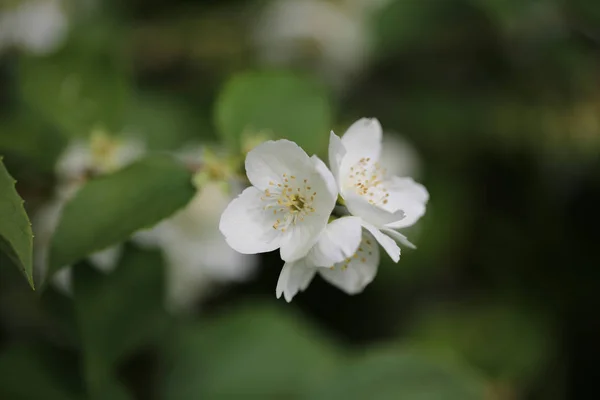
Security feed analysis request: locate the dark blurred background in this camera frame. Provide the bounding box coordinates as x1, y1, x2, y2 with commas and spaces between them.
1, 0, 599, 399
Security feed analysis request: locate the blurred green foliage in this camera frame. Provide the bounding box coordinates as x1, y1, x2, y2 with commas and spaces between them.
1, 0, 599, 398
73, 246, 167, 399
406, 302, 552, 386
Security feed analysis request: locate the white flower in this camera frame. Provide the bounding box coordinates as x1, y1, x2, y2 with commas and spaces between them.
55, 130, 145, 182
329, 118, 429, 262
253, 0, 369, 89
135, 181, 258, 312
0, 0, 68, 55
220, 139, 338, 262
276, 216, 380, 302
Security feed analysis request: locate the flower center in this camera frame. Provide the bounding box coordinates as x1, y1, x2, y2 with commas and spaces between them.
261, 173, 317, 232
90, 131, 121, 173
345, 157, 390, 207
289, 194, 306, 212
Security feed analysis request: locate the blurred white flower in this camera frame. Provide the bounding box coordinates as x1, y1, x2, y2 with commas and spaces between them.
276, 216, 382, 302
329, 118, 429, 262
56, 129, 146, 182
0, 0, 68, 55
135, 180, 259, 311
380, 133, 422, 179
33, 131, 145, 292
253, 0, 371, 89
220, 139, 338, 262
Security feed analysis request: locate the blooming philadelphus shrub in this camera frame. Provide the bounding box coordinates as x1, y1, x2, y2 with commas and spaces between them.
220, 118, 429, 301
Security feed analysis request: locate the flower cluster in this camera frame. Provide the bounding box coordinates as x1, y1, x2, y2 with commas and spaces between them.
220, 118, 429, 302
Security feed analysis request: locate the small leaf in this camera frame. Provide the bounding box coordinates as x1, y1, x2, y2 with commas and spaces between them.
215, 70, 332, 155
163, 303, 341, 399
305, 347, 486, 400
48, 155, 195, 277
73, 246, 166, 398
0, 158, 34, 289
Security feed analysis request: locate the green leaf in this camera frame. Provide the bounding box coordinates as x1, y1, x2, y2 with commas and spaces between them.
306, 347, 486, 400
0, 343, 84, 400
48, 155, 195, 277
17, 25, 130, 137
73, 246, 166, 398
163, 303, 341, 399
0, 158, 34, 289
215, 70, 332, 155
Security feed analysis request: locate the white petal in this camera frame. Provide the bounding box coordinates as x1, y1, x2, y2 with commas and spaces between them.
339, 118, 382, 175
328, 131, 346, 190
276, 259, 317, 302
319, 230, 379, 294
88, 245, 122, 273
52, 267, 73, 295
194, 236, 258, 282
384, 177, 429, 229
380, 228, 417, 250
132, 222, 168, 249
311, 155, 338, 202
219, 187, 282, 254
245, 139, 314, 190
388, 176, 429, 203
361, 221, 400, 262
308, 216, 362, 267
55, 140, 91, 181
344, 190, 406, 228
279, 220, 324, 262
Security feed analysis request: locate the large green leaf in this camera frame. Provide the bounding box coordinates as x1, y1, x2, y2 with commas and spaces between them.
0, 343, 84, 400
305, 347, 486, 400
73, 246, 166, 398
215, 70, 332, 155
48, 155, 195, 276
0, 158, 34, 289
163, 303, 342, 399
